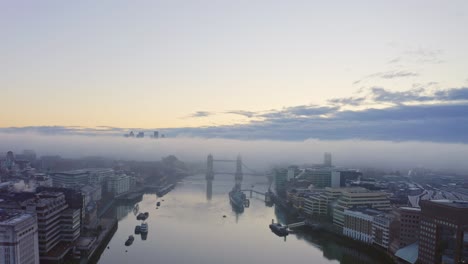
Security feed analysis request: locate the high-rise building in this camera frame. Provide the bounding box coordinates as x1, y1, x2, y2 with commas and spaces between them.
153, 131, 159, 138
274, 168, 288, 196
324, 152, 332, 167
418, 200, 468, 264
0, 210, 40, 264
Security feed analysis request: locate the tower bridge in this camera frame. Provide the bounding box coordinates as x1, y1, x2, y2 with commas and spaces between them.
206, 154, 265, 181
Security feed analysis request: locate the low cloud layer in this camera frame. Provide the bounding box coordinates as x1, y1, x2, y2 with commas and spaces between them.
2, 86, 468, 143
1, 133, 468, 172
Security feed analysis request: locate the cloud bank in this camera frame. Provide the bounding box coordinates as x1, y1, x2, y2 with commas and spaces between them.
2, 87, 468, 143
1, 133, 468, 172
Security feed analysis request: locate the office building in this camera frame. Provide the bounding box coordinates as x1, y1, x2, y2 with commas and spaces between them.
399, 207, 421, 249
107, 173, 131, 196
50, 170, 90, 187
372, 213, 393, 249
337, 169, 362, 187
22, 192, 81, 262
0, 210, 40, 264
274, 168, 288, 196
300, 168, 341, 188
418, 200, 468, 264
333, 189, 390, 228
343, 207, 381, 244
303, 191, 328, 217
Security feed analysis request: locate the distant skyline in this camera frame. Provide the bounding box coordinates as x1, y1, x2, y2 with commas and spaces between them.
1, 1, 468, 142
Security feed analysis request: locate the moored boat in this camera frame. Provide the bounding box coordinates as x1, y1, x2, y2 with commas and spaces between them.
140, 222, 148, 233
269, 223, 289, 237
229, 187, 246, 211
125, 235, 135, 246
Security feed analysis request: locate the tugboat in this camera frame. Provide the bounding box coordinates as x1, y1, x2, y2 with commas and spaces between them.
134, 225, 141, 234
229, 187, 246, 211
269, 221, 289, 237
156, 201, 161, 207
140, 222, 148, 234
125, 235, 135, 246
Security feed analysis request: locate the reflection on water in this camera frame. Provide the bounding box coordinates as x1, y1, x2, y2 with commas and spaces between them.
96, 174, 390, 264
206, 179, 212, 201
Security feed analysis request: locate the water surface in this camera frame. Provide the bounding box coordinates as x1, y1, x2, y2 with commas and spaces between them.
97, 174, 387, 264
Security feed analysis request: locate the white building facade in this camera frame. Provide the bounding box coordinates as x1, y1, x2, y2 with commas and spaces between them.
0, 211, 40, 264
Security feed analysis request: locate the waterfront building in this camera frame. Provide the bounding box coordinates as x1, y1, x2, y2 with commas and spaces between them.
333, 189, 390, 228
372, 213, 393, 249
274, 168, 288, 196
51, 168, 114, 188
303, 191, 328, 217
418, 200, 468, 264
107, 173, 131, 196
303, 187, 367, 219
342, 207, 380, 244
286, 189, 310, 210
0, 210, 40, 264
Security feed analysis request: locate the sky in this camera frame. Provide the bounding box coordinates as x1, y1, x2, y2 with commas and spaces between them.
1, 1, 468, 143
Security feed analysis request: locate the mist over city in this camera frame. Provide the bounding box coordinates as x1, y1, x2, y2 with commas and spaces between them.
2, 133, 468, 173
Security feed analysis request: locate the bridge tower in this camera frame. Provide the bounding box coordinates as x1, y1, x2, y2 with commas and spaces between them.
235, 155, 243, 187
206, 154, 214, 180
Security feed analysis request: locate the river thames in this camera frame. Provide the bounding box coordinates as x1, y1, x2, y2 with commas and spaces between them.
96, 174, 390, 264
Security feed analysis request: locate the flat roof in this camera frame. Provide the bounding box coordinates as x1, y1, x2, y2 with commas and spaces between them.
430, 199, 468, 209
400, 207, 421, 211
395, 243, 418, 264
0, 210, 33, 225
345, 207, 384, 216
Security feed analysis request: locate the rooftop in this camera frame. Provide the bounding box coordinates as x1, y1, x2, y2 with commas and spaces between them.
395, 243, 418, 264
430, 199, 468, 209
0, 210, 34, 225
345, 206, 385, 216
400, 206, 421, 212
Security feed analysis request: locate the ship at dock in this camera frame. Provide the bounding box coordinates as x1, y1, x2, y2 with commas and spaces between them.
229, 187, 246, 212
269, 222, 289, 237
